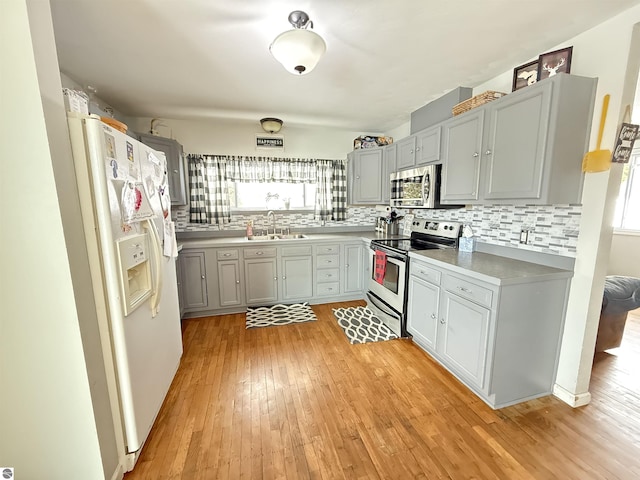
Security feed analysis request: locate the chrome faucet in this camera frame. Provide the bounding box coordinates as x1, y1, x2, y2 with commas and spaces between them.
267, 210, 276, 235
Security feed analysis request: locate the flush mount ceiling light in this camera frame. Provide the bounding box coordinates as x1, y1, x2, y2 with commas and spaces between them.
269, 10, 326, 75
260, 117, 283, 133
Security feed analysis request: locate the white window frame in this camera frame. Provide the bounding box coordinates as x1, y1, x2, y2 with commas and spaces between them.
613, 144, 640, 234
228, 181, 317, 213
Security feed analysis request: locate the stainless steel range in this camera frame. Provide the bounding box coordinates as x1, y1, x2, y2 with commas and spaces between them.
366, 219, 462, 337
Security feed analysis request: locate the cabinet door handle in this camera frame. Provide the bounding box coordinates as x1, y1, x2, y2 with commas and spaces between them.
485, 150, 492, 155
472, 152, 479, 158
201, 275, 205, 279
282, 276, 286, 280
173, 169, 179, 173
236, 280, 240, 284
457, 286, 472, 294
223, 253, 231, 257
410, 149, 414, 154
274, 277, 278, 281
431, 313, 436, 319
416, 147, 421, 152
356, 176, 361, 179
345, 264, 350, 268
440, 318, 446, 324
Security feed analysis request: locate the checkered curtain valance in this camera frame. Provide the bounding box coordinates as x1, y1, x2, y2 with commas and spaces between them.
187, 155, 347, 224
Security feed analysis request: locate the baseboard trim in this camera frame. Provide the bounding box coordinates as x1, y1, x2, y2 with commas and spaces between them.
109, 464, 125, 480
553, 384, 591, 407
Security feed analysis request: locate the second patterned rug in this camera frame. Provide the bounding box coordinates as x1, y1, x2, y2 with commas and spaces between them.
245, 302, 317, 329
332, 306, 399, 344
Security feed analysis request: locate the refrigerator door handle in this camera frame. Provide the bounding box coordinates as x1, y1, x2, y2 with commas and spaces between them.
145, 219, 164, 317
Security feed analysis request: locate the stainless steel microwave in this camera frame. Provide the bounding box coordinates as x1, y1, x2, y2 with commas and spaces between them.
390, 164, 460, 209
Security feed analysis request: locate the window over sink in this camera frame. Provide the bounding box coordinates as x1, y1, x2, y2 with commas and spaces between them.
229, 182, 316, 211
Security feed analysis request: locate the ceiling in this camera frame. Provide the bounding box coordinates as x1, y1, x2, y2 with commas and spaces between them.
50, 0, 638, 132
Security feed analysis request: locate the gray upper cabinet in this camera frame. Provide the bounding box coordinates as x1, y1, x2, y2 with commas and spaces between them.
137, 133, 188, 206
382, 143, 397, 204
441, 109, 484, 202
350, 148, 383, 204
415, 125, 441, 166
441, 73, 596, 205
396, 135, 417, 170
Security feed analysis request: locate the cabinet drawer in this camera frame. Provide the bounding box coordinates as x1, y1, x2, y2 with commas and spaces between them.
216, 249, 239, 260
281, 245, 313, 257
316, 268, 339, 283
244, 247, 277, 259
411, 263, 441, 285
444, 275, 493, 308
316, 254, 340, 268
317, 282, 340, 296
316, 244, 340, 255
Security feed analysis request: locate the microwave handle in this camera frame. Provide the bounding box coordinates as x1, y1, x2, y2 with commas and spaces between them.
422, 171, 431, 203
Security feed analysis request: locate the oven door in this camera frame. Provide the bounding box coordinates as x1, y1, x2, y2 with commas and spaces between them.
367, 248, 406, 313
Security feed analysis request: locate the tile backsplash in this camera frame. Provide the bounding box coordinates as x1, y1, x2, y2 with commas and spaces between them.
173, 204, 582, 257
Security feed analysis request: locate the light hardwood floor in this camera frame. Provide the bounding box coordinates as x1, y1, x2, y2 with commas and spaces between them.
125, 302, 640, 479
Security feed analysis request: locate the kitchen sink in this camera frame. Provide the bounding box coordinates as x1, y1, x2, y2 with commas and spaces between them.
247, 233, 307, 241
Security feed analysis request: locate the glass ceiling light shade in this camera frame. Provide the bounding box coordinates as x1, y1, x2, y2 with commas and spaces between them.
270, 11, 326, 75
260, 117, 283, 133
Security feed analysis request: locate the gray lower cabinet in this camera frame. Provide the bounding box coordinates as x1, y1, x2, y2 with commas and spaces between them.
343, 243, 364, 294
407, 272, 440, 351
180, 238, 370, 317
439, 290, 490, 390
180, 250, 209, 310
175, 254, 185, 318
350, 148, 384, 204
315, 244, 341, 297
137, 133, 187, 206
407, 256, 570, 408
280, 245, 313, 301
216, 248, 243, 308
441, 73, 596, 205
244, 247, 278, 305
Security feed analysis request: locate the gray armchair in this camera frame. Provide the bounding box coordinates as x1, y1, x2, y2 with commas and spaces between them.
595, 276, 640, 352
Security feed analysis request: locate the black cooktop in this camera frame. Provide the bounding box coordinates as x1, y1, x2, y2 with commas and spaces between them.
371, 237, 444, 253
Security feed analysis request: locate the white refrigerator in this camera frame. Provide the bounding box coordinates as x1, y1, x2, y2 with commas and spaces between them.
67, 112, 183, 467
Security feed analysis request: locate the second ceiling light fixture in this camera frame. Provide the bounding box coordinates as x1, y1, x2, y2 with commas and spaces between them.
269, 10, 326, 75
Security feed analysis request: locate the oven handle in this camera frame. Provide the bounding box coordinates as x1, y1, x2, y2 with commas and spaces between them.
366, 292, 402, 321
369, 246, 407, 262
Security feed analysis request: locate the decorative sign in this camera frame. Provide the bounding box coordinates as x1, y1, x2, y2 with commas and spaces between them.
256, 134, 284, 151
611, 123, 639, 164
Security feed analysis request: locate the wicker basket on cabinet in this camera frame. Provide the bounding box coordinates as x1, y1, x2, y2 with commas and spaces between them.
452, 91, 507, 116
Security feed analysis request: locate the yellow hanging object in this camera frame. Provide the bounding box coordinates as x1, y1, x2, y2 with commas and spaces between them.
582, 94, 611, 172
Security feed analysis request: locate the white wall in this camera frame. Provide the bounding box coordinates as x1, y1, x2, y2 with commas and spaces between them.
475, 7, 640, 406
0, 0, 112, 478
608, 232, 640, 275
128, 116, 375, 159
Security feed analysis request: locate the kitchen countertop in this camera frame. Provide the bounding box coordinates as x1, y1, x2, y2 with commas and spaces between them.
178, 231, 405, 249
409, 249, 573, 286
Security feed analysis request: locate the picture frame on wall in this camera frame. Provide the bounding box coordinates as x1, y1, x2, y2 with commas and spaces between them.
537, 46, 573, 81
512, 60, 539, 91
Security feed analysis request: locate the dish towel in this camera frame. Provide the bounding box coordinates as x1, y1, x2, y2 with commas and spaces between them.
374, 250, 386, 285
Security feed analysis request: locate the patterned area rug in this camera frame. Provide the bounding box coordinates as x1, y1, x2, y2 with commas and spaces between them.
332, 306, 399, 344
246, 302, 317, 329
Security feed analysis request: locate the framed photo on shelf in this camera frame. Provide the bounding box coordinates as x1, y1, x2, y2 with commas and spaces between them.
512, 60, 539, 91
537, 46, 573, 81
